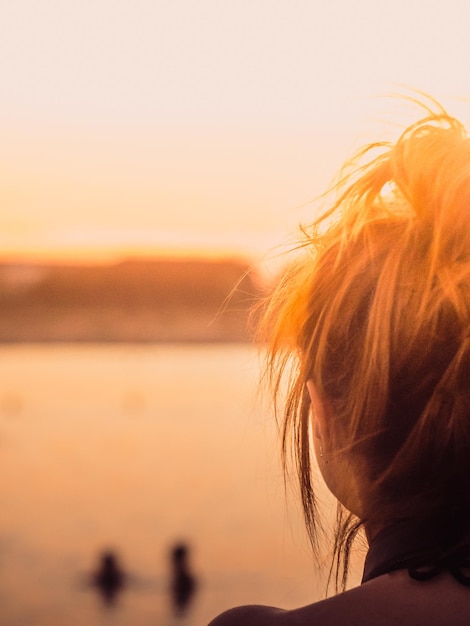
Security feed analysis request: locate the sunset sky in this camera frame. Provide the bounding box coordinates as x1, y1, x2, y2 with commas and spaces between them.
2, 0, 470, 266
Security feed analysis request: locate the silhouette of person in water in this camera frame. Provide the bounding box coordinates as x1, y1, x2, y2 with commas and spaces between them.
91, 549, 127, 606
170, 542, 197, 616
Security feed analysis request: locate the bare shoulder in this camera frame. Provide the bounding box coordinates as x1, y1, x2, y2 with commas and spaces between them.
208, 571, 470, 626
207, 604, 287, 626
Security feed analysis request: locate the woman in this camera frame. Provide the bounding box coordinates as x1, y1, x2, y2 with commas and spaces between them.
209, 100, 470, 624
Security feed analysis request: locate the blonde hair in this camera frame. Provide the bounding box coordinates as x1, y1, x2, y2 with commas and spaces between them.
261, 100, 470, 589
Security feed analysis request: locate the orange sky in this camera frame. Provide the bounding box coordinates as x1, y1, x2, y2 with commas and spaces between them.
2, 1, 470, 267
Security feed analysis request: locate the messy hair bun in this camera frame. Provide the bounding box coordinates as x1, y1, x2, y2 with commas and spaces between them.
261, 98, 470, 589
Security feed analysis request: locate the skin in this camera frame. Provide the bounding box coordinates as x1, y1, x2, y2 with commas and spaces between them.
306, 380, 365, 522
209, 570, 470, 626
208, 383, 470, 625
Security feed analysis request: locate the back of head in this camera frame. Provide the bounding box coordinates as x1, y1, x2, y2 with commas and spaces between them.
262, 99, 470, 583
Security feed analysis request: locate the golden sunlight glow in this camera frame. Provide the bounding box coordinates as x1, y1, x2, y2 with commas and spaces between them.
2, 1, 470, 265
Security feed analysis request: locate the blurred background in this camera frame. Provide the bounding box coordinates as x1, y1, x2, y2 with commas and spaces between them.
1, 1, 470, 624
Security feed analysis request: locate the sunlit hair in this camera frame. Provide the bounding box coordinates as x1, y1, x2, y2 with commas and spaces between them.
260, 98, 470, 590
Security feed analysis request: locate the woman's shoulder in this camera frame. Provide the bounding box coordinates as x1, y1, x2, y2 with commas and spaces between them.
207, 584, 382, 626
207, 582, 381, 626
208, 570, 470, 626
207, 604, 288, 626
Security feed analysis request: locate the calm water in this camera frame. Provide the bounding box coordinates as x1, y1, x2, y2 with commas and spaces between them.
0, 343, 363, 625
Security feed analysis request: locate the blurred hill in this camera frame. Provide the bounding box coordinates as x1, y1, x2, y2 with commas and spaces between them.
0, 258, 263, 343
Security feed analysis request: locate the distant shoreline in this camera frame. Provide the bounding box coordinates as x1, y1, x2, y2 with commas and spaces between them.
0, 257, 263, 344
0, 337, 254, 345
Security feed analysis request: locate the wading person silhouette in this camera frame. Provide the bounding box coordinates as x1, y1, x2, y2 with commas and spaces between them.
91, 549, 127, 606
170, 542, 197, 616
209, 98, 470, 625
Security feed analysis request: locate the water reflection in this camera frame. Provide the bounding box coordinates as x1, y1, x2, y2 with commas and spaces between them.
0, 392, 22, 418
0, 344, 323, 625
